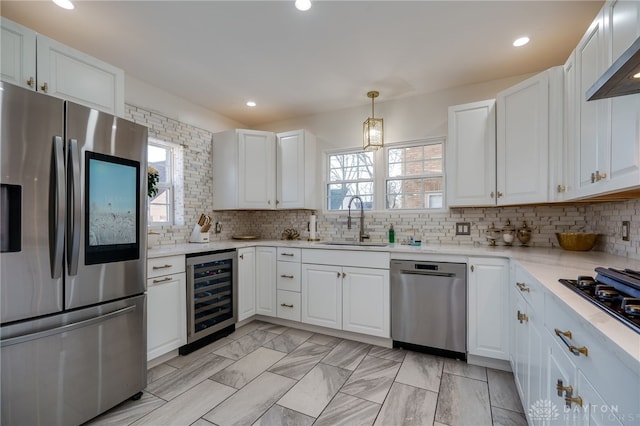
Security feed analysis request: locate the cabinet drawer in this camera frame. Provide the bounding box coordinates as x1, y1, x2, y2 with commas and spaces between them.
277, 261, 301, 292
148, 255, 185, 278
302, 248, 389, 268
513, 265, 543, 312
277, 290, 301, 322
277, 247, 301, 262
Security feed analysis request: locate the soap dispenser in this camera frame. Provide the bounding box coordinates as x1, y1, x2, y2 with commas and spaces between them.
388, 224, 395, 243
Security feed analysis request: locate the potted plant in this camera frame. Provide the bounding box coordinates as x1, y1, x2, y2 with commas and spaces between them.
148, 166, 159, 198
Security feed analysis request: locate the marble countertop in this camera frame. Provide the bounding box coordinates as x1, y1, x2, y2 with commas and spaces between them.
148, 239, 640, 366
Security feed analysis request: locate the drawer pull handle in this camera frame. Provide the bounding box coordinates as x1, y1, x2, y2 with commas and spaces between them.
569, 345, 589, 357
281, 253, 295, 257
565, 395, 583, 408
342, 272, 346, 278
280, 303, 294, 308
153, 264, 172, 270
554, 328, 572, 339
152, 277, 172, 284
280, 274, 294, 279
517, 310, 528, 323
554, 328, 588, 357
556, 379, 573, 397
516, 282, 530, 292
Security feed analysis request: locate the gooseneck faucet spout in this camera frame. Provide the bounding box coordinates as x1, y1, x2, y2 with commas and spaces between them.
347, 196, 370, 242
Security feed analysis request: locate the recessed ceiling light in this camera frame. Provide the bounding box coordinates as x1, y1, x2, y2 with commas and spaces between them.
52, 0, 75, 10
513, 37, 530, 47
633, 72, 640, 79
246, 101, 256, 107
295, 0, 311, 11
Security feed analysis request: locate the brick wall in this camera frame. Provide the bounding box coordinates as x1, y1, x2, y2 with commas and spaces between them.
127, 104, 640, 260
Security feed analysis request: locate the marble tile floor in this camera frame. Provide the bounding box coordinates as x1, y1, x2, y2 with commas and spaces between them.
85, 320, 526, 426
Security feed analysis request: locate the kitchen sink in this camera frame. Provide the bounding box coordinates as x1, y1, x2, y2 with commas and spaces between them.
320, 241, 389, 247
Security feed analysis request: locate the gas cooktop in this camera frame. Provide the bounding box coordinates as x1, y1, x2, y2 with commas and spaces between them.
559, 267, 640, 334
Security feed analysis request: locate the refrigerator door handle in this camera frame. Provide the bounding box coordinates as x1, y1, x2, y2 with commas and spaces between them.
51, 136, 65, 279
0, 305, 136, 347
67, 138, 81, 276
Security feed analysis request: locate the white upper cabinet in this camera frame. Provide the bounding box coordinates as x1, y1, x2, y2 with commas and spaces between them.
1, 17, 124, 116
276, 130, 316, 209
446, 99, 496, 207
567, 1, 640, 199
1, 18, 36, 89
496, 67, 563, 205
573, 8, 611, 198
604, 0, 640, 194
213, 129, 316, 210
212, 129, 276, 210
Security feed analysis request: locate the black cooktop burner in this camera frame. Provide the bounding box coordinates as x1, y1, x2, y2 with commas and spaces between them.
559, 277, 640, 334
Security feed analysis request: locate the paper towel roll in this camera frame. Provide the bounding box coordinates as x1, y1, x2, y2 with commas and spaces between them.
309, 214, 317, 240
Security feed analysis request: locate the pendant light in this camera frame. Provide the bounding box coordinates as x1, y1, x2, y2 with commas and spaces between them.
363, 91, 383, 151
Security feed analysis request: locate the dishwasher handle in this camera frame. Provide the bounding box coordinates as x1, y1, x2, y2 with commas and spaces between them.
398, 270, 456, 278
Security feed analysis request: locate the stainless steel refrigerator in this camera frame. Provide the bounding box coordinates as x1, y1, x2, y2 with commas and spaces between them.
0, 81, 148, 425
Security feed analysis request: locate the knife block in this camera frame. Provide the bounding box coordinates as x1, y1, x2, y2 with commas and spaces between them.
189, 224, 210, 243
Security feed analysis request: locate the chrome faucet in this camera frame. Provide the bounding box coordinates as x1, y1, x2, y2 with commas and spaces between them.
347, 195, 370, 242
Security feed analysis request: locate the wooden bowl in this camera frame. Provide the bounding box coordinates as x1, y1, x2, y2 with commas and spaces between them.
555, 232, 599, 251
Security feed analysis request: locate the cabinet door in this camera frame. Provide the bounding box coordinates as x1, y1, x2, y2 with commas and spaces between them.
237, 247, 256, 321
562, 51, 578, 200
511, 289, 530, 407
577, 370, 623, 426
546, 333, 578, 426
36, 35, 124, 116
606, 0, 640, 194
0, 18, 36, 90
147, 273, 187, 361
497, 71, 549, 205
342, 267, 389, 337
238, 130, 276, 209
255, 247, 277, 317
468, 258, 509, 360
575, 9, 610, 197
301, 263, 342, 329
446, 100, 496, 207
276, 130, 305, 209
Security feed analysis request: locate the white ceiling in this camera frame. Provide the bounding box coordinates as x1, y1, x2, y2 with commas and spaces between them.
1, 0, 603, 126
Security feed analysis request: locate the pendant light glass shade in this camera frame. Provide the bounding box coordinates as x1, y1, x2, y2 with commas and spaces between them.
363, 91, 383, 151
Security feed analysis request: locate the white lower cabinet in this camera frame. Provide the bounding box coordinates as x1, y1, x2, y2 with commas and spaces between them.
301, 263, 343, 329
342, 267, 389, 337
276, 248, 302, 321
509, 264, 547, 424
255, 246, 277, 317
276, 289, 301, 322
147, 255, 186, 361
467, 257, 509, 360
237, 247, 256, 322
301, 249, 390, 337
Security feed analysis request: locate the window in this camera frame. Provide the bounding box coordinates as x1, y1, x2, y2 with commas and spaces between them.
386, 139, 444, 210
148, 140, 176, 225
326, 150, 374, 210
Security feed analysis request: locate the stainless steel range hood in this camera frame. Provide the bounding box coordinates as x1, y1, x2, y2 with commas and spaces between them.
586, 36, 640, 101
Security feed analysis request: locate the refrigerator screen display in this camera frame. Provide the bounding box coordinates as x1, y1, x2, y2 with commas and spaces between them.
85, 152, 140, 265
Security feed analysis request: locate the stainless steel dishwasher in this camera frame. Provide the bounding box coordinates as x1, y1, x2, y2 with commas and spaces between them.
391, 260, 467, 360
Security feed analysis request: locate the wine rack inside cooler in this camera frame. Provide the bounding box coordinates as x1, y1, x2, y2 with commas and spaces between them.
185, 250, 237, 347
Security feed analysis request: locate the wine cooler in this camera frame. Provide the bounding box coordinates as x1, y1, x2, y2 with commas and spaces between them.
182, 249, 237, 354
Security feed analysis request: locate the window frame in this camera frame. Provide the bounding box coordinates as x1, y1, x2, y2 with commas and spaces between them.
147, 139, 176, 226
323, 147, 377, 213
322, 136, 446, 214
384, 137, 446, 212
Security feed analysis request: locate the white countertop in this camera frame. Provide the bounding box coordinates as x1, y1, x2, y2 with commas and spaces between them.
148, 240, 640, 366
